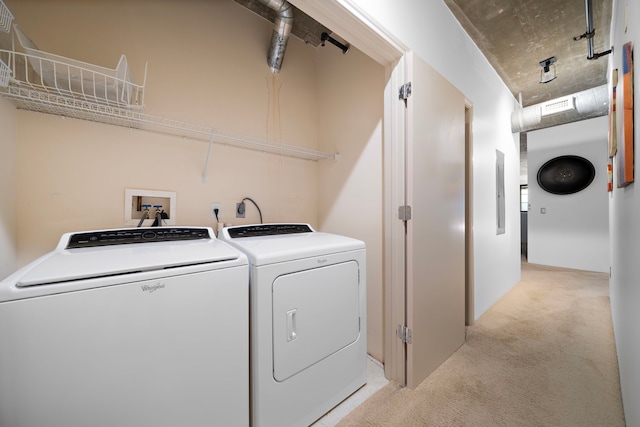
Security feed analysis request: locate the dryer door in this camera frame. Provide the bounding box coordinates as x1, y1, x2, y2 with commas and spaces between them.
272, 261, 360, 381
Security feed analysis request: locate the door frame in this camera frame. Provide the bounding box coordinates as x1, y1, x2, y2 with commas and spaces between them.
289, 0, 474, 385
465, 101, 475, 326
289, 0, 407, 383
385, 53, 408, 383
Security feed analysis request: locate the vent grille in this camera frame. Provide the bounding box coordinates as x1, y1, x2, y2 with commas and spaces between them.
541, 96, 576, 116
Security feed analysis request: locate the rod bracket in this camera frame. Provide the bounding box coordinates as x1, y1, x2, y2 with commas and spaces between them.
573, 30, 595, 41
588, 49, 613, 60
320, 32, 350, 54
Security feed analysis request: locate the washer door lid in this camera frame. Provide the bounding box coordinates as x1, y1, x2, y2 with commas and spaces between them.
16, 240, 241, 288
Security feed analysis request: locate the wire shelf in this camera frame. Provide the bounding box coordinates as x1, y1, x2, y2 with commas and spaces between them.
0, 23, 336, 162
0, 58, 9, 87
7, 26, 146, 109
1, 85, 337, 161
0, 0, 13, 33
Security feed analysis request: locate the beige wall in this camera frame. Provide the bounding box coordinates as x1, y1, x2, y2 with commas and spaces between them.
0, 97, 17, 280
5, 0, 386, 360
316, 46, 385, 361
15, 113, 318, 264
7, 0, 319, 264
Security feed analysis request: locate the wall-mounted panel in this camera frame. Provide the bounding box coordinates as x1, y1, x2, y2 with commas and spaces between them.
496, 149, 505, 235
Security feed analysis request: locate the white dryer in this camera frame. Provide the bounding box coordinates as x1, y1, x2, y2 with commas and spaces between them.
220, 223, 366, 427
0, 227, 249, 427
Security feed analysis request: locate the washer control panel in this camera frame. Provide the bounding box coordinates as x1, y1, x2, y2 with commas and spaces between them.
66, 227, 211, 249
227, 224, 313, 238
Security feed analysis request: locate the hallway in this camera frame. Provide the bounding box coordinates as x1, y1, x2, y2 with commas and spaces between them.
338, 261, 625, 426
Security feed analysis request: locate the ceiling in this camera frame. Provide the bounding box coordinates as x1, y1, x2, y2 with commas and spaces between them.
237, 0, 612, 109
234, 0, 612, 181
444, 0, 613, 108
234, 0, 612, 183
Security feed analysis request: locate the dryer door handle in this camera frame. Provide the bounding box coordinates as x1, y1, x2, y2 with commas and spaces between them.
286, 309, 298, 342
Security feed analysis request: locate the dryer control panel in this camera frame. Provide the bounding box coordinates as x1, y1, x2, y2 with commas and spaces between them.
66, 227, 211, 249
227, 224, 313, 238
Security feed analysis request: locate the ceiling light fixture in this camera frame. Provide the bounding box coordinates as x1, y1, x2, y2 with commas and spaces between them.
539, 57, 557, 84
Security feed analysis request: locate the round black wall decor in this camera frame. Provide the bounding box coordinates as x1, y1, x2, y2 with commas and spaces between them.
537, 155, 596, 195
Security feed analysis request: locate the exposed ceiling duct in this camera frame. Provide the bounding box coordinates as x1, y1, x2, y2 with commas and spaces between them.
255, 0, 293, 73
235, 0, 335, 73
511, 85, 609, 133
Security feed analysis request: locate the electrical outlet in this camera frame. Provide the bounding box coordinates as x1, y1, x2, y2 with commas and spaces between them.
236, 202, 245, 218
210, 202, 221, 220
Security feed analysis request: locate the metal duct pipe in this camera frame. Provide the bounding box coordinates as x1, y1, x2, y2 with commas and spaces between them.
258, 0, 293, 73
511, 84, 609, 133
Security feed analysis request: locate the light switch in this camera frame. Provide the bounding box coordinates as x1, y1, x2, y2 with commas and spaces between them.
541, 207, 546, 214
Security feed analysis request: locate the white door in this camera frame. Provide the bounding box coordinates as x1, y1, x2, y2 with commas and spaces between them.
402, 51, 467, 388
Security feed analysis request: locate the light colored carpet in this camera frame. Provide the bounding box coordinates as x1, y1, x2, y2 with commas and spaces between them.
338, 261, 626, 426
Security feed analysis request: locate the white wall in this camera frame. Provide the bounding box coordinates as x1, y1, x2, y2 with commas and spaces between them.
343, 0, 522, 320
0, 97, 17, 280
527, 117, 610, 272
609, 0, 640, 424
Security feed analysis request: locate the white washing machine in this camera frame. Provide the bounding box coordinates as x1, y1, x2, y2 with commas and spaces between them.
0, 227, 249, 427
219, 223, 366, 427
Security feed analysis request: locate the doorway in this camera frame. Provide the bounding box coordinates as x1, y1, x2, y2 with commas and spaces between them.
465, 103, 474, 326
291, 0, 474, 387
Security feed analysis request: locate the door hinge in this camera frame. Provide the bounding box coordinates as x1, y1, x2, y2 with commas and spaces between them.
399, 82, 412, 100
398, 205, 412, 221
397, 324, 412, 344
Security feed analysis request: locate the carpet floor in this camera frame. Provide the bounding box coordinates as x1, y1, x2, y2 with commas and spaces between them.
338, 261, 626, 426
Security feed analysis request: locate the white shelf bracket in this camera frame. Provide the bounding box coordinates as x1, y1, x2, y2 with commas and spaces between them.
202, 130, 215, 183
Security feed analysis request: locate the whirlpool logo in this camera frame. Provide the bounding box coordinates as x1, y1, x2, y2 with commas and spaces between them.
141, 283, 165, 293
